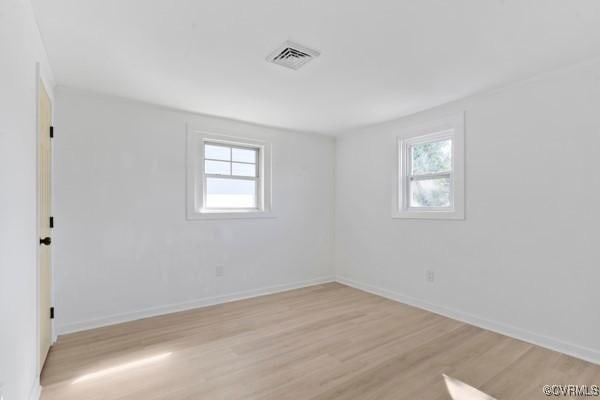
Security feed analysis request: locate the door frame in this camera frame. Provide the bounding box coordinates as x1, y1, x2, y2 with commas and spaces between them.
36, 63, 55, 375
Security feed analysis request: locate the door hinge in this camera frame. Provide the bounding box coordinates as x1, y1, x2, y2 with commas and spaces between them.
49, 216, 54, 228
50, 307, 55, 319
49, 126, 54, 138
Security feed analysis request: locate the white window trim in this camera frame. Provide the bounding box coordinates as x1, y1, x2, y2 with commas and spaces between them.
186, 128, 273, 220
393, 112, 465, 220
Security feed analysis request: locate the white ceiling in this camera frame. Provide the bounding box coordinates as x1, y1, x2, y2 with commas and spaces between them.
32, 0, 600, 134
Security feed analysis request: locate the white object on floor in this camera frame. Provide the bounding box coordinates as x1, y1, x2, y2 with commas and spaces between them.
443, 374, 497, 400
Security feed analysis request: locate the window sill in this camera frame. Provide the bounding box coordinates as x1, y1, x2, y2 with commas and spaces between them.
187, 210, 276, 220
392, 209, 464, 220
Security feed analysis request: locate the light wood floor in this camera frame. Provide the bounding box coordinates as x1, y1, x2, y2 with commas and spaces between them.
41, 283, 599, 400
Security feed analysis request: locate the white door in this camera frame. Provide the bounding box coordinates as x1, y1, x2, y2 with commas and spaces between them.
38, 80, 53, 371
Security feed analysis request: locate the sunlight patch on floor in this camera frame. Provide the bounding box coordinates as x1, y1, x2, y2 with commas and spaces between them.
72, 352, 172, 384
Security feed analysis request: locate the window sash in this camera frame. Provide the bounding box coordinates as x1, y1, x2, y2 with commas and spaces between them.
204, 178, 259, 210
202, 141, 261, 211
407, 172, 453, 210
407, 166, 453, 210
204, 142, 259, 179
401, 132, 455, 211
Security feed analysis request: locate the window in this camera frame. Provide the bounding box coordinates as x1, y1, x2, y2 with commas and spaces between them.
394, 113, 464, 219
187, 130, 272, 219
204, 143, 259, 209
408, 136, 452, 208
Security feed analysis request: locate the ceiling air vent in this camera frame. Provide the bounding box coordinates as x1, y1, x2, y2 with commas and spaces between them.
267, 41, 320, 70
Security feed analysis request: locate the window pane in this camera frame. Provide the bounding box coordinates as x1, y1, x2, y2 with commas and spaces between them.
205, 160, 230, 175
232, 147, 257, 163
410, 177, 450, 208
205, 144, 230, 161
411, 139, 452, 175
232, 162, 256, 177
206, 178, 256, 209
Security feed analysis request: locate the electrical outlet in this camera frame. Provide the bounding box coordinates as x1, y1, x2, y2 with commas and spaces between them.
215, 265, 224, 277
426, 270, 435, 283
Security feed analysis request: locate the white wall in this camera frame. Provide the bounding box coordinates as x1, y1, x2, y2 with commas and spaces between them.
0, 0, 54, 399
54, 88, 335, 333
335, 58, 600, 363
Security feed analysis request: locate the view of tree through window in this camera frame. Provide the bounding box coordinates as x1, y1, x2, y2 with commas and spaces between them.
411, 139, 451, 174
409, 139, 452, 208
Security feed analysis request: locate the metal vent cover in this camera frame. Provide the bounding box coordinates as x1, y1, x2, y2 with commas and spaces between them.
267, 41, 320, 70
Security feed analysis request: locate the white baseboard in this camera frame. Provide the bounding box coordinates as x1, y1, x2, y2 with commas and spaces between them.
57, 276, 335, 335
336, 276, 600, 366
55, 274, 599, 366
29, 379, 41, 400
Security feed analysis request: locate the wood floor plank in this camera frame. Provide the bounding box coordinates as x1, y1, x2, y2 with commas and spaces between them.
40, 283, 599, 400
